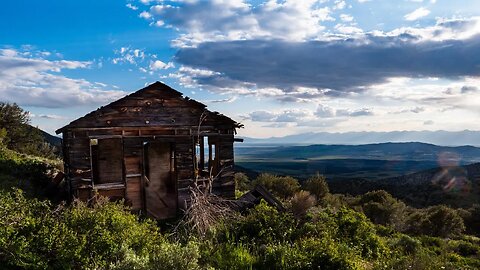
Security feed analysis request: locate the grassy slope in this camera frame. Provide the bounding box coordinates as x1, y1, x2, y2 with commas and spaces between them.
0, 145, 62, 199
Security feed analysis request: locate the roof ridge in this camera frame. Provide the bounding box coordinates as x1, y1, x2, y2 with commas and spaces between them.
55, 82, 241, 134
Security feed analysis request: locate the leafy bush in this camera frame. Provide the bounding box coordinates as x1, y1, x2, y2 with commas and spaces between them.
451, 240, 479, 257
226, 201, 297, 246
359, 190, 407, 230
258, 232, 366, 269
303, 173, 329, 200
459, 204, 480, 236
202, 242, 256, 270
253, 173, 300, 199
259, 239, 364, 270
394, 234, 422, 255
335, 208, 387, 259
112, 241, 200, 270
406, 205, 465, 238
0, 189, 199, 270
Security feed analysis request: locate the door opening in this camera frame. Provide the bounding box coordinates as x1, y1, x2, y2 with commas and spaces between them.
143, 141, 177, 219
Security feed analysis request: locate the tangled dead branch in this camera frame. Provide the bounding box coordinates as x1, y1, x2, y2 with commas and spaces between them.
176, 167, 237, 238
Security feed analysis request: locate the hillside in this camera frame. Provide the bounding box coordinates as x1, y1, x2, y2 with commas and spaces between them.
327, 162, 480, 208
0, 144, 64, 200
35, 126, 62, 148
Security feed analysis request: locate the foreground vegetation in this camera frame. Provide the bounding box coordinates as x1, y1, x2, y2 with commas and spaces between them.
1, 168, 479, 269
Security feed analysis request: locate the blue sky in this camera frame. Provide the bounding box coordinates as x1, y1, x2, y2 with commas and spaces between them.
1, 0, 480, 137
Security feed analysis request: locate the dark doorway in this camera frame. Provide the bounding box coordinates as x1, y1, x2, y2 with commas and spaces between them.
143, 141, 177, 219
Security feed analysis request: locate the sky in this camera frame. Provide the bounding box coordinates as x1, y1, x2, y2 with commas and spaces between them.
1, 0, 480, 138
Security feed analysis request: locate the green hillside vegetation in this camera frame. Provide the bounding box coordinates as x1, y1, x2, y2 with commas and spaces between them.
1, 152, 480, 269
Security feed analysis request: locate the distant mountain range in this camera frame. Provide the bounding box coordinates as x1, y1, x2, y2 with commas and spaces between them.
236, 142, 480, 163
241, 130, 480, 147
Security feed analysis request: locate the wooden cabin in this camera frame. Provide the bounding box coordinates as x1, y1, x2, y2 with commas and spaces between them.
56, 82, 243, 219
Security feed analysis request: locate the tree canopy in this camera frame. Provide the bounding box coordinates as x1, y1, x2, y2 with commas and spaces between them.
0, 102, 57, 158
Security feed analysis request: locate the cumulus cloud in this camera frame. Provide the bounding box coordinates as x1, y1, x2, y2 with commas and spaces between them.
30, 113, 68, 120
126, 3, 138, 10
337, 108, 374, 117
315, 105, 336, 117
244, 104, 374, 123
404, 7, 430, 21
206, 96, 238, 103
135, 2, 480, 103
333, 0, 346, 10
390, 107, 426, 114
149, 60, 175, 70
242, 109, 315, 123
241, 105, 374, 128
126, 1, 480, 132
139, 11, 152, 19
340, 14, 354, 22
113, 47, 175, 74
175, 24, 480, 98
112, 47, 146, 65
139, 0, 334, 46
0, 49, 126, 108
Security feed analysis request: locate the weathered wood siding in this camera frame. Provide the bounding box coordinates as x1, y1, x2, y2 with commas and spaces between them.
58, 82, 238, 217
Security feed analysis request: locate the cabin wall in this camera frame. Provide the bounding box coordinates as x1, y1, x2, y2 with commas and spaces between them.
212, 136, 235, 198
62, 126, 235, 214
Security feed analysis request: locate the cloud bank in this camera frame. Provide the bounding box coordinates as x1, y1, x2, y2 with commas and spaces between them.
175, 33, 480, 97
0, 49, 126, 108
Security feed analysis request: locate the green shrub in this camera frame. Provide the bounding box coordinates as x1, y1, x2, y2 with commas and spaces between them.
335, 208, 387, 259
258, 238, 364, 270
226, 201, 297, 246
384, 249, 447, 270
203, 242, 256, 270
451, 241, 479, 257
259, 242, 310, 269
303, 173, 329, 200
359, 190, 407, 229
253, 173, 300, 199
321, 193, 350, 209
460, 204, 480, 236
112, 240, 200, 270
395, 235, 422, 255
406, 205, 465, 238
0, 189, 193, 270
